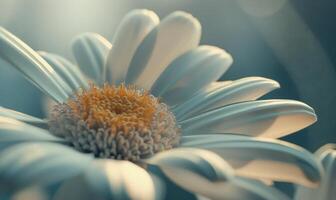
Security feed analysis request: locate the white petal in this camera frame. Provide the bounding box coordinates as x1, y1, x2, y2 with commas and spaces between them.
0, 106, 45, 124
42, 52, 89, 89
181, 134, 323, 187
146, 148, 234, 182
0, 27, 71, 102
146, 148, 288, 200
54, 160, 160, 200
0, 116, 64, 143
227, 178, 290, 200
126, 11, 201, 90
181, 99, 317, 138
39, 51, 83, 91
72, 33, 112, 85
174, 77, 280, 120
164, 170, 289, 200
0, 143, 92, 192
295, 144, 336, 200
151, 46, 233, 106
145, 148, 233, 199
105, 9, 159, 85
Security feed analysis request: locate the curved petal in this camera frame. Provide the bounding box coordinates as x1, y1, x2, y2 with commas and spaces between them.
174, 175, 290, 200
43, 52, 89, 89
181, 99, 317, 138
0, 143, 93, 192
190, 177, 290, 200
105, 9, 159, 85
0, 107, 45, 124
0, 116, 64, 143
145, 148, 233, 182
220, 178, 290, 200
0, 27, 71, 102
174, 77, 280, 120
151, 46, 233, 106
295, 144, 336, 200
181, 134, 323, 187
72, 33, 112, 85
145, 148, 232, 199
54, 160, 162, 200
146, 148, 288, 200
126, 11, 201, 90
38, 51, 83, 91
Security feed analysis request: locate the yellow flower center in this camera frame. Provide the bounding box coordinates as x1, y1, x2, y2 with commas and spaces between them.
49, 84, 180, 161
68, 84, 157, 134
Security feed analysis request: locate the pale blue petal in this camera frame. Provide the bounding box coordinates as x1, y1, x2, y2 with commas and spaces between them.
105, 9, 159, 85
72, 33, 112, 85
54, 160, 162, 200
126, 11, 201, 90
151, 46, 233, 106
0, 143, 93, 192
181, 134, 323, 187
0, 27, 71, 102
168, 174, 290, 200
44, 52, 89, 89
145, 148, 233, 182
295, 144, 336, 200
39, 51, 84, 91
181, 99, 317, 138
0, 106, 45, 124
146, 148, 288, 200
0, 116, 64, 143
145, 148, 233, 199
220, 178, 290, 200
174, 77, 280, 120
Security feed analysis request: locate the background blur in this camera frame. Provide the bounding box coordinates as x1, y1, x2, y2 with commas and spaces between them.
0, 0, 335, 151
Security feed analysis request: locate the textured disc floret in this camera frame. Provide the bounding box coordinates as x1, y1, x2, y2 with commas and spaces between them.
49, 84, 180, 161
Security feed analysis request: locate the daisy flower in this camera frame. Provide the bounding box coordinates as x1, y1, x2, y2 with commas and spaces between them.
0, 10, 323, 200
295, 144, 335, 200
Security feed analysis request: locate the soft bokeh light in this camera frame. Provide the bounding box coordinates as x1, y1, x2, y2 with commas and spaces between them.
11, 187, 47, 200
238, 0, 288, 17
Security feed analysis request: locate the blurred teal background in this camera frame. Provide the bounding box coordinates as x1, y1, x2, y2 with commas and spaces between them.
0, 0, 335, 151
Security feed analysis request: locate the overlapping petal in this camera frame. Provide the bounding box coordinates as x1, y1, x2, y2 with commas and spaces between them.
214, 177, 290, 200
295, 144, 336, 200
54, 160, 161, 200
72, 33, 112, 85
0, 116, 63, 144
181, 134, 323, 187
0, 27, 71, 102
126, 11, 201, 89
39, 51, 84, 91
42, 52, 89, 89
0, 143, 93, 192
105, 9, 159, 85
146, 148, 289, 200
0, 107, 45, 124
146, 148, 233, 182
151, 46, 232, 106
173, 77, 280, 120
181, 99, 316, 138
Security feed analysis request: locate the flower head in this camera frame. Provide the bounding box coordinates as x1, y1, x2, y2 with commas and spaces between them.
50, 84, 180, 160
0, 9, 323, 200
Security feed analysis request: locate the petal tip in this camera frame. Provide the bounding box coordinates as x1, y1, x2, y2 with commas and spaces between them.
166, 11, 202, 33
126, 9, 160, 25
268, 78, 281, 89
